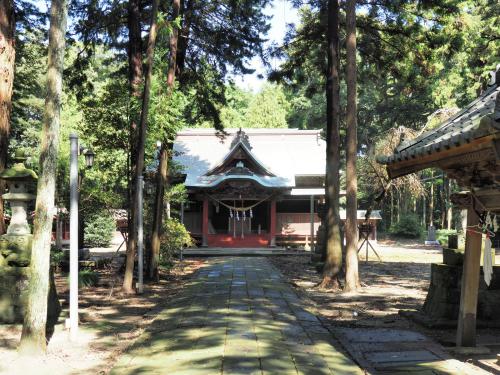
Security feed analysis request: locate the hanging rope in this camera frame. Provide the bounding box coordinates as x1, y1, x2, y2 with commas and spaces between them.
207, 194, 272, 212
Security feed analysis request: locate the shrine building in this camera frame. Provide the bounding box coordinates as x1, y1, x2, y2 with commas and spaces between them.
173, 128, 327, 248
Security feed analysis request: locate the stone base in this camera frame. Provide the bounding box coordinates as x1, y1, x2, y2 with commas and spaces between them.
0, 265, 61, 324
422, 263, 500, 321
425, 240, 440, 245
0, 233, 32, 266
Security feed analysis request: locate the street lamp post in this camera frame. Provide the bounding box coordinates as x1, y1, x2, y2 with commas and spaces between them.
69, 133, 95, 340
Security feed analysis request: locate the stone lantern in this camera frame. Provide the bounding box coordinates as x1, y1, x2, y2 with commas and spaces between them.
0, 150, 37, 267
0, 150, 60, 324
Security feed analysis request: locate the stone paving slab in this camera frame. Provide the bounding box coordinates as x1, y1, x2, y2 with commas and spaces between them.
111, 257, 362, 374
330, 327, 491, 375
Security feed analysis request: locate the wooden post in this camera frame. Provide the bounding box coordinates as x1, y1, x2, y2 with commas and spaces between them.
456, 205, 482, 347
269, 200, 276, 247
202, 198, 209, 247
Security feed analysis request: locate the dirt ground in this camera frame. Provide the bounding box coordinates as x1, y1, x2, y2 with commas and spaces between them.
270, 239, 500, 369
0, 258, 206, 375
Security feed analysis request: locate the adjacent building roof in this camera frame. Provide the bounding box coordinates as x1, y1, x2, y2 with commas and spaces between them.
173, 128, 326, 189
378, 65, 500, 212
378, 67, 500, 180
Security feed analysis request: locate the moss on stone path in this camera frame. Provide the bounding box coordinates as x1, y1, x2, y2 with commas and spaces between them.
111, 257, 363, 375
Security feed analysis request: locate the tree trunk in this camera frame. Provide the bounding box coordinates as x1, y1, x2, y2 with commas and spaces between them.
441, 174, 446, 228
123, 0, 159, 293
320, 0, 342, 289
149, 0, 180, 281
390, 191, 394, 227
127, 0, 143, 97
19, 0, 68, 354
344, 0, 359, 292
167, 0, 180, 88
123, 0, 144, 293
175, 0, 195, 80
149, 144, 168, 281
447, 179, 452, 230
429, 170, 434, 227
0, 0, 15, 235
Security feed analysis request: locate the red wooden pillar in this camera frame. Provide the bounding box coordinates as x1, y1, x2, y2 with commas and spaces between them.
202, 198, 209, 247
269, 200, 276, 247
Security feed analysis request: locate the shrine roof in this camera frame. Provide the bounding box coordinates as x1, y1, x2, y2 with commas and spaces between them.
377, 67, 500, 177
173, 128, 326, 188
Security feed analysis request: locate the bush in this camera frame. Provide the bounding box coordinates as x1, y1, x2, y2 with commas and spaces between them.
436, 229, 458, 246
78, 269, 99, 287
84, 211, 116, 247
160, 218, 193, 265
389, 214, 423, 238
50, 246, 66, 271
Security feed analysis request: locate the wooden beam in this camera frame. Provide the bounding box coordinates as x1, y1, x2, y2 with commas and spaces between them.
387, 136, 495, 178
456, 205, 482, 347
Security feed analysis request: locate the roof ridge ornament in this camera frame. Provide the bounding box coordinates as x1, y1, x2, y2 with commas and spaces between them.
230, 128, 252, 150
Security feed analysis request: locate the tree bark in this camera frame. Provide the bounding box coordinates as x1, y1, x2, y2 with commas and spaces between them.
167, 0, 180, 89
127, 0, 143, 97
19, 0, 68, 354
123, 0, 159, 293
447, 179, 452, 230
149, 144, 168, 281
0, 0, 15, 235
149, 0, 180, 281
175, 0, 195, 80
429, 170, 434, 227
344, 0, 359, 292
320, 0, 342, 289
123, 0, 144, 293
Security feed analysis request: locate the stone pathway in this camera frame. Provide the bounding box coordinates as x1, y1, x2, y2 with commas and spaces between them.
330, 327, 490, 374
111, 257, 363, 374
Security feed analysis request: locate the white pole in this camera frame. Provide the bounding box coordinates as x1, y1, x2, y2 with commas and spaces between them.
69, 133, 79, 340
137, 175, 144, 294
310, 195, 315, 251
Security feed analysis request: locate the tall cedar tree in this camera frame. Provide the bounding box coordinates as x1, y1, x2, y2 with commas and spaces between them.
344, 0, 360, 291
122, 0, 144, 293
0, 0, 15, 235
321, 0, 343, 289
149, 0, 181, 281
123, 0, 159, 293
19, 0, 68, 353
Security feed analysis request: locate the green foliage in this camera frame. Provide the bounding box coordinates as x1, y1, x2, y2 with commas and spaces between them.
84, 211, 116, 248
244, 84, 290, 128
50, 246, 66, 270
160, 219, 193, 265
389, 215, 423, 239
436, 229, 458, 246
77, 269, 99, 288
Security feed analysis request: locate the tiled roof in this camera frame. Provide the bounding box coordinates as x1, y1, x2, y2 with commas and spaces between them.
378, 67, 500, 167
173, 128, 326, 188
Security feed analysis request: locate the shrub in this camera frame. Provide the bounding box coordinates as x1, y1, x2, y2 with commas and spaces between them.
389, 214, 423, 238
436, 229, 458, 246
84, 211, 116, 247
160, 218, 193, 265
50, 246, 66, 271
78, 269, 99, 287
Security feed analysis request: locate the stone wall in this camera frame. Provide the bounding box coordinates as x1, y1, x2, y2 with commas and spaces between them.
423, 263, 500, 321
